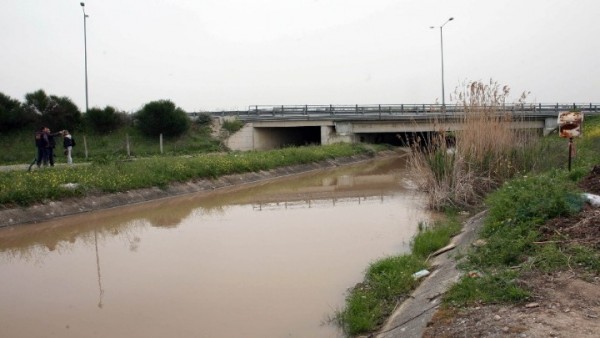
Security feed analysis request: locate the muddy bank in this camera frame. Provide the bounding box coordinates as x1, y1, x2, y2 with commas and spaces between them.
0, 151, 401, 228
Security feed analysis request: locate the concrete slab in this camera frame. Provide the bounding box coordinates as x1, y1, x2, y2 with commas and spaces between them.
376, 211, 487, 338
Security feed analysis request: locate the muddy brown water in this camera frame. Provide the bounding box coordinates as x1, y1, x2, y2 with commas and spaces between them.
0, 156, 433, 338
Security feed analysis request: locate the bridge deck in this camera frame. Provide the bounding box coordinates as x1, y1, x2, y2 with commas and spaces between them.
193, 103, 600, 122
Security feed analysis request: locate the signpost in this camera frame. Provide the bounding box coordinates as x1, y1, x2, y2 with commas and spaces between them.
557, 111, 584, 171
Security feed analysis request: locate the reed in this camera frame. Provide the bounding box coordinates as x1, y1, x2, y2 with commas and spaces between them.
409, 80, 538, 210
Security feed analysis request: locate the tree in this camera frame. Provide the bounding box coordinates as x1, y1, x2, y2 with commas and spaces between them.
24, 89, 82, 132
0, 92, 38, 132
136, 99, 190, 137
85, 106, 126, 134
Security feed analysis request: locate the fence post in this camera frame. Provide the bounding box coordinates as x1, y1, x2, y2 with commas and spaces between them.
126, 133, 131, 158
159, 133, 163, 154
83, 135, 88, 160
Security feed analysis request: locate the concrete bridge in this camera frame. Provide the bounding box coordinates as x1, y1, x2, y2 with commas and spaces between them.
195, 103, 599, 151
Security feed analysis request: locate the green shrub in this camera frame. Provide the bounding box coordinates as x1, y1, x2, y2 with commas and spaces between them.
136, 100, 190, 137
0, 92, 37, 132
484, 172, 584, 236
222, 118, 244, 134
194, 113, 213, 126
85, 106, 126, 134
24, 89, 82, 132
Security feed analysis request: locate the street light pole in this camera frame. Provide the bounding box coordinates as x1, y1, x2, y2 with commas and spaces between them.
80, 2, 89, 114
431, 17, 454, 109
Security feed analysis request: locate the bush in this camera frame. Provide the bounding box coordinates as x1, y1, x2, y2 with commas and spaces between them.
85, 106, 126, 134
194, 113, 213, 126
222, 118, 244, 134
0, 92, 39, 132
24, 89, 82, 132
136, 100, 190, 137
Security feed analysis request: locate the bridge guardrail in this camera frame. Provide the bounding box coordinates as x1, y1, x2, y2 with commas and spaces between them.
194, 103, 599, 120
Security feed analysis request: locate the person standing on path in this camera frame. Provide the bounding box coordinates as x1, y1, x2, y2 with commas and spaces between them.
62, 130, 74, 165
35, 127, 50, 168
46, 128, 63, 167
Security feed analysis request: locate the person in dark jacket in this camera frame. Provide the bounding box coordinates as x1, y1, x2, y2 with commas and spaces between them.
35, 127, 50, 168
45, 128, 63, 167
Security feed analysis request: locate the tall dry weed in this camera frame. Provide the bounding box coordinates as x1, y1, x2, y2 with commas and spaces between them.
410, 80, 537, 210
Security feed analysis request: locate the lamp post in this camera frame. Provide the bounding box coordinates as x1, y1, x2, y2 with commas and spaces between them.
430, 17, 454, 110
80, 2, 89, 114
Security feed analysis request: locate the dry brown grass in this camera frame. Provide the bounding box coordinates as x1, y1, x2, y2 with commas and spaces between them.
410, 80, 537, 210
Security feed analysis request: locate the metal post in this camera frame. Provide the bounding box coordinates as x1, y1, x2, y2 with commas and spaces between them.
432, 17, 454, 112
80, 3, 89, 114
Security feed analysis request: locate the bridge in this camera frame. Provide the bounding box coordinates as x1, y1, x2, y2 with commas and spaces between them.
191, 103, 600, 151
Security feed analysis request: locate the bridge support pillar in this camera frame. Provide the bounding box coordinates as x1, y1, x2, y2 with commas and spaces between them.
544, 117, 559, 136
321, 124, 357, 145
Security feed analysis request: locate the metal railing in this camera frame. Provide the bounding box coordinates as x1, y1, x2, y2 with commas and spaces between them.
192, 103, 600, 121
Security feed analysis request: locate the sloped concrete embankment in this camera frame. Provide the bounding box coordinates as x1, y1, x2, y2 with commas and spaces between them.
376, 211, 487, 338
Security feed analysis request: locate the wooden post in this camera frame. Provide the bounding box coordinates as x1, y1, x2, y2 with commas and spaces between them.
126, 133, 131, 158
160, 133, 163, 154
568, 137, 573, 172
83, 135, 88, 160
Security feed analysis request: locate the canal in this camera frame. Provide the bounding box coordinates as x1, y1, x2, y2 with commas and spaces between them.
0, 155, 433, 337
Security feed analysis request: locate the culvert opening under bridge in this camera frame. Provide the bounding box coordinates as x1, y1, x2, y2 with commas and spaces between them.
255, 126, 322, 148
357, 132, 440, 147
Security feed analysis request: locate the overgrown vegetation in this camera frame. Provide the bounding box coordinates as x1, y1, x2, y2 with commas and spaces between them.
0, 90, 208, 164
0, 143, 371, 206
335, 218, 462, 335
221, 118, 244, 134
338, 79, 600, 336
0, 124, 222, 164
444, 170, 587, 307
409, 80, 537, 210
441, 114, 600, 308
85, 106, 128, 134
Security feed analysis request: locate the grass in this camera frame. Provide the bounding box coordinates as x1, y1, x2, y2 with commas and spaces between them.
335, 217, 462, 335
440, 114, 600, 307
412, 218, 462, 258
0, 143, 373, 207
402, 79, 600, 314
0, 124, 223, 165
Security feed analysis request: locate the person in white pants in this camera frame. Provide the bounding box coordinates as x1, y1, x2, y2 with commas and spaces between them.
62, 130, 74, 165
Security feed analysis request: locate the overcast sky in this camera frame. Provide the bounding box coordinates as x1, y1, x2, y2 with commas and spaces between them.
1, 0, 599, 112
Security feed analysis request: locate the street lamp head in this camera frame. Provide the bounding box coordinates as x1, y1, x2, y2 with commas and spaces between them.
449, 17, 454, 21
80, 2, 85, 7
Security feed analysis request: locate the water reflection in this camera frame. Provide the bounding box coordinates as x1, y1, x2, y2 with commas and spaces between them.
0, 157, 416, 259
0, 156, 431, 338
